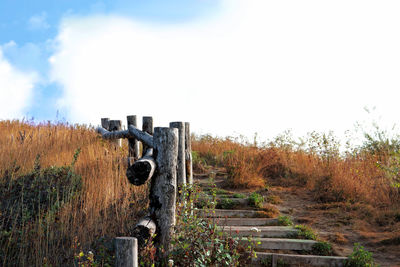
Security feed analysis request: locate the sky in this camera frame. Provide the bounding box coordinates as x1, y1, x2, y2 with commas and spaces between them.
1, 0, 400, 143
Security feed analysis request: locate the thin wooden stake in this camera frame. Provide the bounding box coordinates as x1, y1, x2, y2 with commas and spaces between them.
170, 122, 186, 190
142, 116, 153, 153
127, 115, 140, 162
185, 122, 193, 185
109, 120, 122, 147
101, 118, 110, 130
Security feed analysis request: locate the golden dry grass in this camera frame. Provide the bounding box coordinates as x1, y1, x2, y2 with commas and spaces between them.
0, 120, 147, 266
192, 134, 399, 207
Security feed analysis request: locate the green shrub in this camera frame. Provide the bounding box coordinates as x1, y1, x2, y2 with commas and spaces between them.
248, 192, 264, 208
312, 241, 332, 256
0, 150, 82, 265
218, 198, 236, 209
232, 193, 246, 199
277, 215, 293, 226
295, 225, 318, 240
167, 184, 257, 266
345, 243, 377, 267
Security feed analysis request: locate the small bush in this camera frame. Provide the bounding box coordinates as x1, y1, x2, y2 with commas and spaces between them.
295, 225, 318, 240
277, 215, 293, 226
218, 198, 236, 209
312, 241, 332, 256
345, 243, 377, 267
248, 192, 264, 208
167, 184, 257, 266
232, 193, 246, 199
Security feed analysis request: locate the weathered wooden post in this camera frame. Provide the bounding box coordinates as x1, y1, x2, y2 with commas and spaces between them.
185, 122, 193, 185
101, 118, 110, 130
127, 115, 140, 163
169, 122, 186, 190
115, 237, 138, 267
109, 120, 122, 147
142, 116, 153, 154
150, 127, 178, 256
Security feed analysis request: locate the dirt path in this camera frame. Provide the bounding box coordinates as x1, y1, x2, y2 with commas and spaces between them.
269, 186, 400, 267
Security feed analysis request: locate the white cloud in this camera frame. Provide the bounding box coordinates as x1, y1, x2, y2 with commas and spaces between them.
50, 0, 400, 140
28, 12, 50, 31
0, 47, 37, 119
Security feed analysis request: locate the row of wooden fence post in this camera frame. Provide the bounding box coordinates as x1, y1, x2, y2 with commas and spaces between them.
99, 116, 193, 267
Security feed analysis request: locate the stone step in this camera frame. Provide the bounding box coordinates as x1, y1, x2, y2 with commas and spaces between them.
252, 252, 347, 267
198, 197, 248, 208
198, 209, 267, 218
216, 217, 279, 226
254, 238, 318, 251
219, 226, 297, 238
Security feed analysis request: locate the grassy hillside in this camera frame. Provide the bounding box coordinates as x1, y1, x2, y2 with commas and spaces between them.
1, 119, 399, 265
192, 132, 400, 205
192, 132, 400, 242
0, 120, 147, 266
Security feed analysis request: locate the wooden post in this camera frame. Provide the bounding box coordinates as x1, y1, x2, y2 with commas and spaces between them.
170, 122, 186, 190
127, 115, 140, 163
142, 116, 153, 153
109, 120, 122, 147
115, 237, 138, 267
185, 122, 193, 185
101, 118, 110, 130
150, 127, 178, 256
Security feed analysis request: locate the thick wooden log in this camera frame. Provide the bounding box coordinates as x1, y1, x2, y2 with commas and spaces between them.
170, 122, 186, 189
96, 127, 128, 139
96, 126, 153, 148
109, 120, 122, 147
185, 122, 193, 185
101, 118, 110, 130
128, 125, 153, 148
127, 115, 140, 161
115, 237, 138, 267
142, 116, 153, 153
150, 127, 178, 256
96, 127, 130, 139
132, 216, 157, 247
126, 149, 156, 185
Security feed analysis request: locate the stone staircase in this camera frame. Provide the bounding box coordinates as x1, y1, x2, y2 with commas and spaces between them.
196, 182, 348, 267
200, 208, 347, 266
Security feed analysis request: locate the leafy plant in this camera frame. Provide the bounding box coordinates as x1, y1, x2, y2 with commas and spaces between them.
167, 184, 257, 266
277, 215, 293, 226
248, 192, 264, 208
232, 193, 246, 199
345, 243, 377, 267
312, 241, 332, 256
377, 151, 400, 188
294, 225, 318, 240
218, 198, 236, 209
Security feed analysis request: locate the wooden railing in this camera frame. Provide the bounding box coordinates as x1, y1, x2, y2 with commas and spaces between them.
96, 115, 193, 267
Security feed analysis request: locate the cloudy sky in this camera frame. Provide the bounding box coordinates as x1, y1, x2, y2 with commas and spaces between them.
1, 0, 400, 141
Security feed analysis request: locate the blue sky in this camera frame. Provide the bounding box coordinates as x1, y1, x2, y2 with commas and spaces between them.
0, 0, 221, 120
1, 0, 400, 142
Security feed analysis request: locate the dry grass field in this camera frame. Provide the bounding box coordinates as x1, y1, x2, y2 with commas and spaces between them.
1, 119, 400, 266
0, 120, 147, 266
